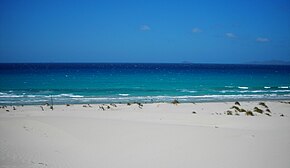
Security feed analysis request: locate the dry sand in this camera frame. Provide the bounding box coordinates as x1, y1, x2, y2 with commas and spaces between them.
0, 101, 290, 168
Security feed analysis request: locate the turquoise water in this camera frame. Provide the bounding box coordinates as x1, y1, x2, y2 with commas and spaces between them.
0, 63, 290, 104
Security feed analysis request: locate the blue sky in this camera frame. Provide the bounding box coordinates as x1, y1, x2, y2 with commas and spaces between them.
0, 0, 289, 63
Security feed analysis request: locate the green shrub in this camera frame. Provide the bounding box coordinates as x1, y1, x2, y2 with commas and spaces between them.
230, 106, 241, 112
246, 110, 254, 116
136, 102, 143, 107
259, 102, 268, 108
240, 108, 247, 112
226, 110, 233, 115
254, 107, 263, 114
235, 101, 241, 106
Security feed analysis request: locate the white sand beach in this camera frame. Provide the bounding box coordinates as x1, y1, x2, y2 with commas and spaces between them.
0, 101, 290, 168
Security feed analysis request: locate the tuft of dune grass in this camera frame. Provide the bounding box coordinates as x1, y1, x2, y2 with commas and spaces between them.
246, 110, 254, 116
226, 110, 233, 115
230, 106, 241, 112
259, 102, 268, 108
234, 101, 241, 106
254, 107, 263, 114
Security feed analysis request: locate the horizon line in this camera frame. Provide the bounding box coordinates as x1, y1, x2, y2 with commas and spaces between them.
0, 62, 290, 66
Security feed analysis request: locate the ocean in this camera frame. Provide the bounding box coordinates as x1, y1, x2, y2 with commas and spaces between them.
0, 63, 290, 105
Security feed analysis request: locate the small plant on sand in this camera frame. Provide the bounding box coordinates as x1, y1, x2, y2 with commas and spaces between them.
265, 113, 271, 116
226, 110, 233, 115
246, 110, 254, 116
135, 102, 143, 107
253, 107, 263, 114
280, 101, 290, 104
127, 102, 131, 106
235, 101, 241, 106
240, 108, 246, 112
230, 106, 241, 112
99, 106, 105, 111
192, 111, 196, 114
259, 102, 268, 108
266, 108, 271, 113
110, 103, 117, 107
172, 99, 180, 105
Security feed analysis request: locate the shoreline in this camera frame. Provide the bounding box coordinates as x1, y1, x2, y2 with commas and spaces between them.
1, 99, 290, 106
1, 98, 290, 106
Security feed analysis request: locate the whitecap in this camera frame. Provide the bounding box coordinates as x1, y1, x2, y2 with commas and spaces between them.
60, 94, 84, 98
278, 86, 289, 89
238, 86, 248, 89
70, 95, 84, 98
44, 94, 84, 98
264, 86, 271, 89
220, 90, 238, 93
0, 95, 22, 98
179, 89, 196, 93
251, 90, 265, 93
119, 94, 130, 96
60, 94, 73, 97
27, 95, 36, 98
270, 90, 290, 93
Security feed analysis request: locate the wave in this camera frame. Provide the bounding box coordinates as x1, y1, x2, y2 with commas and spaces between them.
0, 95, 22, 98
1, 89, 290, 105
68, 94, 288, 102
27, 95, 36, 98
44, 94, 84, 98
1, 93, 289, 105
224, 86, 290, 90
278, 86, 289, 89
118, 94, 130, 96
179, 89, 197, 93
220, 89, 290, 93
67, 94, 288, 100
270, 90, 290, 93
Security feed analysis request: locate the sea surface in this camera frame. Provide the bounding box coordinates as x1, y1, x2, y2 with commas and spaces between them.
0, 63, 290, 105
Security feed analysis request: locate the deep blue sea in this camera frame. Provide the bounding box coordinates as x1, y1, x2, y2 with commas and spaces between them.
0, 63, 290, 105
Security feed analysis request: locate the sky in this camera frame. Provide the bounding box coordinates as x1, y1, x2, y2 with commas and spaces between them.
0, 0, 290, 63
